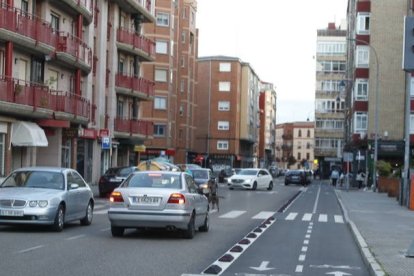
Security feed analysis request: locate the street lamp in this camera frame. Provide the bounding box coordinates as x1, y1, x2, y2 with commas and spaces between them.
348, 37, 379, 191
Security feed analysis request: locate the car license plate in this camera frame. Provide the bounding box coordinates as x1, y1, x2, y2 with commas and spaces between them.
202, 188, 210, 194
133, 196, 160, 205
0, 209, 24, 217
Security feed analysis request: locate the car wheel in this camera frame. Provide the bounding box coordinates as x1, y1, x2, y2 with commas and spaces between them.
267, 181, 273, 191
199, 211, 209, 232
252, 182, 257, 190
80, 201, 94, 226
52, 205, 65, 232
183, 213, 195, 239
285, 181, 289, 185
111, 226, 125, 237
229, 187, 234, 190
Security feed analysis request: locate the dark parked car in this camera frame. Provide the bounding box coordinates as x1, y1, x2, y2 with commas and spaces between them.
98, 166, 139, 197
284, 170, 312, 186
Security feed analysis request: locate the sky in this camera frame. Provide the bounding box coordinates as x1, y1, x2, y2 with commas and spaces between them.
196, 0, 348, 123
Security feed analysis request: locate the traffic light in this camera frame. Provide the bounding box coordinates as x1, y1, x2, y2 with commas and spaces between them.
403, 16, 414, 71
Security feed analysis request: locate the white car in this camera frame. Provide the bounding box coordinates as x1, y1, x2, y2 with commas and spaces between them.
227, 168, 273, 190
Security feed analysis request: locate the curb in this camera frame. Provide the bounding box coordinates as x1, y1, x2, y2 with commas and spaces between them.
335, 189, 387, 276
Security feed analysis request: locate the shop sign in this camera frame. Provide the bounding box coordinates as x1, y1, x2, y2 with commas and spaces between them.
102, 137, 111, 149
99, 129, 109, 138
63, 128, 78, 138
79, 128, 97, 139
134, 145, 146, 152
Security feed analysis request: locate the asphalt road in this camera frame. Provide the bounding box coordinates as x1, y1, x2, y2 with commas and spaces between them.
0, 178, 369, 276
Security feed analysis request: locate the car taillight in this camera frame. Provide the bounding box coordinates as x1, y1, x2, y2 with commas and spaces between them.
109, 191, 124, 203
167, 193, 186, 204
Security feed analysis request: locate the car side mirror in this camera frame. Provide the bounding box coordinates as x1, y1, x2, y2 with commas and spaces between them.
69, 183, 79, 190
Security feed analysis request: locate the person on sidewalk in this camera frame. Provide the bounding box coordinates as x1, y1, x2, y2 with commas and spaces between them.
356, 170, 366, 189
330, 169, 339, 186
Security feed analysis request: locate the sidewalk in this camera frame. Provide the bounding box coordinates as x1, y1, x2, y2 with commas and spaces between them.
336, 188, 414, 276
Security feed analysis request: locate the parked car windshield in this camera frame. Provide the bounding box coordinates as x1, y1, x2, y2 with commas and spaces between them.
191, 170, 209, 179
1, 171, 64, 190
238, 169, 258, 176
124, 172, 182, 189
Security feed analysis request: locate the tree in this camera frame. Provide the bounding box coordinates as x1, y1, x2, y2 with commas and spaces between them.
287, 156, 296, 168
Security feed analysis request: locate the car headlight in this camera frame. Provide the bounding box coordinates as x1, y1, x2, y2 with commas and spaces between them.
29, 201, 37, 207
199, 184, 208, 189
38, 200, 48, 208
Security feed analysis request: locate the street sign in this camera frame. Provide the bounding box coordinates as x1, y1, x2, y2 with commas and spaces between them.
102, 137, 110, 149
343, 152, 353, 162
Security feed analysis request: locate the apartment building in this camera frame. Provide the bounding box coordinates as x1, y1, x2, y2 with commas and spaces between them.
195, 56, 261, 171
258, 82, 277, 168
345, 0, 410, 176
0, 0, 155, 184
314, 22, 347, 178
275, 123, 293, 169
139, 0, 198, 164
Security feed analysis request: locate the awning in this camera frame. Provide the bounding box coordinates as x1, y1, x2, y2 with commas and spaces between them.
11, 121, 48, 147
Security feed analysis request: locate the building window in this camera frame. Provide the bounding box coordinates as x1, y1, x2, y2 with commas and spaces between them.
219, 62, 231, 72
218, 81, 231, 92
0, 133, 4, 177
217, 140, 229, 150
154, 97, 167, 110
116, 99, 124, 117
410, 114, 414, 134
50, 13, 60, 31
218, 101, 230, 111
155, 41, 168, 54
181, 56, 185, 68
180, 79, 186, 92
354, 112, 368, 131
156, 12, 169, 27
154, 124, 166, 136
356, 13, 370, 34
181, 31, 186, 43
21, 0, 29, 13
356, 46, 369, 68
355, 79, 369, 100
298, 130, 302, 137
307, 130, 311, 137
306, 153, 310, 160
218, 121, 229, 130
297, 152, 301, 160
155, 69, 167, 82
179, 104, 184, 116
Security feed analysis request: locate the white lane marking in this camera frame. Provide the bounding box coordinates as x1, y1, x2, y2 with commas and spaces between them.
17, 245, 44, 254
302, 246, 308, 252
252, 211, 275, 220
94, 209, 108, 215
307, 229, 312, 234
299, 254, 306, 262
305, 234, 311, 239
302, 213, 312, 221
318, 214, 328, 222
312, 185, 321, 213
295, 265, 303, 273
334, 215, 344, 224
285, 212, 298, 220
304, 240, 309, 245
66, 235, 85, 241
100, 227, 110, 232
219, 210, 246, 219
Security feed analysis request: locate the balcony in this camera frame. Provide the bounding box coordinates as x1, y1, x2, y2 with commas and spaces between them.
115, 74, 154, 100
116, 28, 155, 61
56, 33, 92, 73
0, 76, 92, 124
51, 0, 93, 24
111, 0, 155, 23
0, 4, 58, 54
114, 117, 154, 139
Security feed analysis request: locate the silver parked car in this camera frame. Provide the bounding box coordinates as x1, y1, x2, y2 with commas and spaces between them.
0, 167, 94, 232
108, 171, 209, 239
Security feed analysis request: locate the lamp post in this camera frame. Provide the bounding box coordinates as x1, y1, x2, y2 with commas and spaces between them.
348, 38, 379, 191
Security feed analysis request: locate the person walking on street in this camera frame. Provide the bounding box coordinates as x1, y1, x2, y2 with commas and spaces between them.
357, 170, 366, 189
330, 169, 339, 186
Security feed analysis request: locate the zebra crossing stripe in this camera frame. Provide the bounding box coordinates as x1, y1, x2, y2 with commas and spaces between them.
219, 210, 246, 219
302, 213, 312, 221
318, 214, 328, 222
252, 211, 275, 220
285, 212, 298, 220
334, 215, 344, 223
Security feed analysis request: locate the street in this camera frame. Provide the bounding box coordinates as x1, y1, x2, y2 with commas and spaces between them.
0, 178, 369, 276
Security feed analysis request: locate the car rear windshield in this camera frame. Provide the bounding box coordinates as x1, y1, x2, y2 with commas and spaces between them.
192, 170, 208, 179
1, 171, 64, 190
287, 170, 302, 176
238, 169, 258, 176
124, 173, 181, 189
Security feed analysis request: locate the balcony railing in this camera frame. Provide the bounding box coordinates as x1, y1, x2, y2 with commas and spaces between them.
115, 74, 154, 98
0, 76, 92, 121
117, 28, 155, 58
57, 32, 92, 66
114, 117, 153, 136
0, 4, 59, 48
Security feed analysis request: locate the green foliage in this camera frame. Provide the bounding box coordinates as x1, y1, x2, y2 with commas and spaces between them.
376, 160, 392, 177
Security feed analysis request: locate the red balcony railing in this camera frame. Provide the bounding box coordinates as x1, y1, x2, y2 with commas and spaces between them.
0, 76, 92, 121
57, 32, 92, 66
115, 74, 154, 98
0, 4, 59, 48
114, 117, 153, 136
117, 28, 155, 57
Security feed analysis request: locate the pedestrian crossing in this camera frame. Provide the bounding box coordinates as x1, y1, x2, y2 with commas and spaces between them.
217, 210, 345, 224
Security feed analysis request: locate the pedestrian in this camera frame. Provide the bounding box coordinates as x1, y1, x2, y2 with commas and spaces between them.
356, 170, 366, 189
330, 169, 339, 186
339, 172, 344, 187
209, 180, 219, 211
